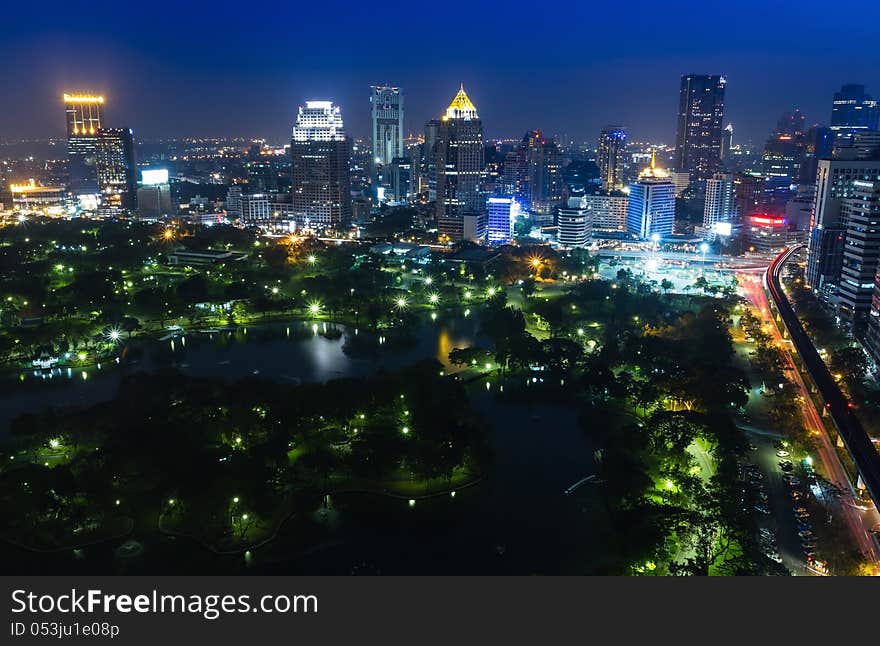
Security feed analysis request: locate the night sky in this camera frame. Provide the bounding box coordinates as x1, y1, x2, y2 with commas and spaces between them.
2, 0, 878, 145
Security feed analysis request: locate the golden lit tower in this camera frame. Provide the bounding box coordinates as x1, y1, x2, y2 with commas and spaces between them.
64, 93, 105, 195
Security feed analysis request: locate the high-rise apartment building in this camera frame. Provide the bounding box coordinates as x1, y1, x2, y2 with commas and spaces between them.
673, 75, 726, 182
95, 127, 137, 216
290, 101, 352, 228
435, 85, 485, 242
370, 86, 404, 179
703, 173, 736, 239
64, 93, 105, 195
597, 126, 626, 190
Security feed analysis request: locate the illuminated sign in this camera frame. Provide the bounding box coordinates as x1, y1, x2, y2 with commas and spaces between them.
714, 221, 733, 236
141, 169, 169, 185
750, 215, 787, 227
63, 94, 104, 104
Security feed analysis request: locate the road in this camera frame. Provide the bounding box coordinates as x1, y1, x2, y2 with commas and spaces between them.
746, 249, 880, 564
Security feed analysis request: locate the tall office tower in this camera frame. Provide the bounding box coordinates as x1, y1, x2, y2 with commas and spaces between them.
733, 171, 764, 221
805, 158, 880, 295
703, 173, 736, 238
799, 126, 834, 185
64, 93, 105, 195
584, 192, 628, 232
502, 148, 530, 203
528, 136, 563, 214
290, 101, 352, 228
95, 128, 137, 216
626, 152, 676, 239
424, 119, 442, 201
830, 84, 879, 136
487, 196, 520, 244
388, 157, 412, 201
837, 180, 880, 323
673, 74, 726, 182
435, 85, 485, 242
370, 86, 404, 179
246, 158, 278, 193
557, 196, 592, 248
597, 126, 627, 190
720, 123, 734, 162
762, 110, 807, 206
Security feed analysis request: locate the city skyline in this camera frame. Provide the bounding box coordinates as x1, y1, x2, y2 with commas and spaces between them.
2, 1, 878, 143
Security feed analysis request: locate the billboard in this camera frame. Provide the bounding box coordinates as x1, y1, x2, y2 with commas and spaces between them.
714, 221, 732, 237
141, 169, 169, 185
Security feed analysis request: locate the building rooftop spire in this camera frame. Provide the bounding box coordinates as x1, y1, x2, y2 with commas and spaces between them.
444, 84, 478, 121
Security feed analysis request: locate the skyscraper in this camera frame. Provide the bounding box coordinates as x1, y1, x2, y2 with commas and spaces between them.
370, 86, 404, 179
626, 152, 675, 240
435, 85, 485, 242
805, 158, 880, 294
830, 84, 879, 135
527, 135, 563, 215
290, 101, 352, 228
761, 109, 807, 206
95, 127, 137, 216
838, 180, 880, 323
673, 75, 726, 182
597, 126, 626, 190
64, 93, 105, 195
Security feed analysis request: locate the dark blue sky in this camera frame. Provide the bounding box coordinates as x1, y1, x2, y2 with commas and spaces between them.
2, 0, 878, 145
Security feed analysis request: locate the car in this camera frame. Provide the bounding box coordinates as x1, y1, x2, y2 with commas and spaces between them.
754, 505, 771, 515
780, 463, 794, 472
768, 552, 783, 563
796, 512, 810, 520
798, 530, 814, 539
794, 506, 808, 514
776, 450, 790, 458
790, 491, 803, 501
798, 523, 812, 532
748, 443, 758, 451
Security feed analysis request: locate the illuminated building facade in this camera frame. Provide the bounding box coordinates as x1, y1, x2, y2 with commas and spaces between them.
290, 101, 352, 228
745, 214, 803, 254
96, 128, 137, 216
557, 196, 592, 248
703, 173, 736, 239
626, 152, 675, 239
64, 93, 105, 195
597, 126, 626, 190
9, 180, 65, 215
487, 196, 519, 244
837, 180, 880, 323
435, 85, 485, 242
583, 193, 628, 232
370, 86, 404, 178
673, 75, 726, 182
806, 159, 880, 295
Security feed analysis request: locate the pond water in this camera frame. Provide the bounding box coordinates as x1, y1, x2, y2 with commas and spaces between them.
2, 314, 603, 574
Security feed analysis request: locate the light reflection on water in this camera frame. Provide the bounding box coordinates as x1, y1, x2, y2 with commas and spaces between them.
1, 317, 484, 433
